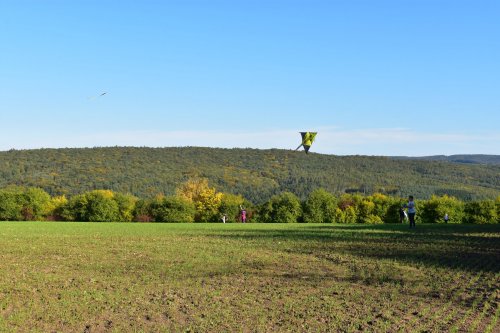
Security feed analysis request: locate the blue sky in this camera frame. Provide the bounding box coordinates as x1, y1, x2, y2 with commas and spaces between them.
1, 0, 499, 155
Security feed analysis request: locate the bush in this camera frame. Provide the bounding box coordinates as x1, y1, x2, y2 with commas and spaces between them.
150, 196, 195, 222
303, 189, 337, 223
334, 194, 358, 223
46, 195, 68, 221
364, 214, 383, 224
133, 199, 153, 222
0, 186, 51, 221
420, 195, 465, 224
369, 193, 394, 222
496, 196, 500, 223
113, 193, 138, 222
464, 200, 498, 224
218, 193, 245, 223
63, 190, 120, 222
386, 199, 407, 224
0, 187, 24, 220
258, 192, 302, 223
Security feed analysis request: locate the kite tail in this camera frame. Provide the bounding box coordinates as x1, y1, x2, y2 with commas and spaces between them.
295, 144, 303, 151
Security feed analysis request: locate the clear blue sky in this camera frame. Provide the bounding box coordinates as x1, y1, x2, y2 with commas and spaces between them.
1, 0, 499, 155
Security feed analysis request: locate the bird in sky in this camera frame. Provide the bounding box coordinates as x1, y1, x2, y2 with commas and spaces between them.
88, 92, 107, 100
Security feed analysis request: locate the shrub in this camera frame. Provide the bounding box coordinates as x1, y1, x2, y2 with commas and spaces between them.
0, 186, 51, 221
364, 214, 383, 224
386, 199, 407, 224
420, 195, 465, 223
258, 192, 302, 223
369, 193, 394, 222
133, 199, 153, 222
0, 187, 23, 220
334, 194, 358, 223
464, 200, 498, 224
113, 193, 138, 222
63, 190, 120, 222
46, 195, 68, 221
150, 196, 195, 222
218, 193, 245, 222
303, 188, 337, 223
496, 196, 500, 223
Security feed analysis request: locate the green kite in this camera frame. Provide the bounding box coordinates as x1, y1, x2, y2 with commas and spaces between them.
295, 132, 317, 154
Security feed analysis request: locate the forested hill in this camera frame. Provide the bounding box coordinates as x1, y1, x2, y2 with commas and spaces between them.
392, 154, 500, 165
0, 147, 499, 203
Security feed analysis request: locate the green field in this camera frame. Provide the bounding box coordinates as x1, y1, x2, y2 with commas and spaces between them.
0, 223, 498, 332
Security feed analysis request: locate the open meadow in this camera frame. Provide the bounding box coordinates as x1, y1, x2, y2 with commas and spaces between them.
0, 222, 498, 332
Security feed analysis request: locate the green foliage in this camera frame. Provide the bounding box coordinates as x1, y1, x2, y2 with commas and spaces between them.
176, 178, 223, 222
63, 190, 120, 222
302, 188, 338, 223
21, 187, 52, 220
363, 214, 383, 224
369, 193, 394, 222
0, 187, 24, 220
464, 200, 498, 224
0, 184, 497, 224
113, 192, 138, 222
372, 193, 406, 223
46, 195, 68, 221
133, 199, 154, 222
259, 192, 302, 223
385, 202, 403, 224
218, 193, 245, 222
0, 186, 51, 221
356, 196, 375, 224
420, 195, 465, 223
0, 147, 498, 204
334, 194, 358, 223
496, 196, 500, 221
149, 196, 195, 223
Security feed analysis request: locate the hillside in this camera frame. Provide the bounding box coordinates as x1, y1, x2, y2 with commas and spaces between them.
0, 147, 499, 202
392, 154, 500, 165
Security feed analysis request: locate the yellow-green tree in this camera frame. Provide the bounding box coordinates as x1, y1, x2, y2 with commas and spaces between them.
334, 194, 358, 223
496, 196, 500, 222
46, 195, 68, 220
114, 192, 138, 222
176, 178, 223, 222
421, 195, 465, 223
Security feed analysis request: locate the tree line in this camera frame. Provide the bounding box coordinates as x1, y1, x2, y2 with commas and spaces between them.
0, 180, 498, 224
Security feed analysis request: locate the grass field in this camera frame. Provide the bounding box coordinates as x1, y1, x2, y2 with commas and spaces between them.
0, 222, 498, 333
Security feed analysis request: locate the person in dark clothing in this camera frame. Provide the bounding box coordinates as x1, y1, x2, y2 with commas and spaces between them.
399, 207, 406, 223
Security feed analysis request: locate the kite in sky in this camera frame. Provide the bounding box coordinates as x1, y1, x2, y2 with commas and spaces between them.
295, 132, 317, 154
88, 92, 107, 100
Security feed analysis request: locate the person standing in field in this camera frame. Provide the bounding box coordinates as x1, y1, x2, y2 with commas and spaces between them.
240, 205, 247, 223
399, 206, 406, 223
444, 213, 449, 223
407, 195, 416, 228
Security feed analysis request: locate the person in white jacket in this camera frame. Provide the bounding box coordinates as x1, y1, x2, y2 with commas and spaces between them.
407, 196, 416, 228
